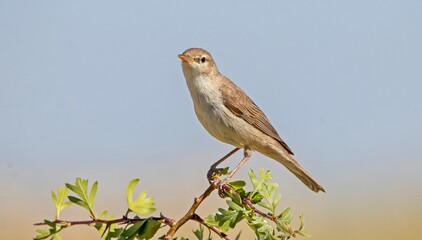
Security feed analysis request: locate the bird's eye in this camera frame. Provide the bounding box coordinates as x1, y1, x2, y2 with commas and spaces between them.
200, 56, 206, 63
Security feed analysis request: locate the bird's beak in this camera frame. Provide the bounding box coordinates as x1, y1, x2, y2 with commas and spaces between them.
178, 54, 195, 63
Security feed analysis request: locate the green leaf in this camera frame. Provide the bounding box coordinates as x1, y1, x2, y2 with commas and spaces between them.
279, 208, 290, 219
250, 192, 264, 204
226, 200, 244, 212
223, 187, 243, 205
218, 167, 230, 175
126, 179, 139, 203
259, 182, 278, 202
246, 215, 278, 240
126, 179, 156, 216
204, 214, 219, 227
206, 207, 244, 232
51, 186, 71, 219
34, 220, 66, 240
278, 207, 292, 223
89, 181, 98, 207
34, 228, 50, 240
51, 233, 62, 240
68, 196, 89, 210
248, 169, 259, 189
192, 224, 212, 240
65, 178, 97, 218
257, 201, 272, 212
297, 230, 311, 238
276, 209, 294, 235
227, 180, 246, 190
248, 168, 272, 197
277, 219, 293, 235
106, 228, 124, 239
295, 215, 311, 237
259, 168, 272, 182
257, 182, 279, 214
227, 180, 248, 202
120, 221, 145, 239
136, 219, 161, 239
273, 193, 281, 208
193, 224, 204, 240
298, 214, 305, 231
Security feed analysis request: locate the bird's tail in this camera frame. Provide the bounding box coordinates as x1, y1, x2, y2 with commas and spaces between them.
282, 157, 325, 192
268, 149, 325, 193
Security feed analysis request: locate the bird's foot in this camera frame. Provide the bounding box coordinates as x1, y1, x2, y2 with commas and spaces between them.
217, 178, 229, 197
207, 166, 229, 184
206, 166, 217, 184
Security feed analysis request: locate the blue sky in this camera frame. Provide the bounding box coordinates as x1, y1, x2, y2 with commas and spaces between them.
1, 1, 421, 239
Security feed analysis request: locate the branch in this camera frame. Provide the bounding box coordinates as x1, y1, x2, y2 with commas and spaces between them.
220, 184, 277, 223
34, 215, 175, 227
35, 158, 306, 239
164, 183, 218, 239
191, 213, 232, 240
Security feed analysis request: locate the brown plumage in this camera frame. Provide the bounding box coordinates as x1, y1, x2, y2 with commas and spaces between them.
220, 78, 294, 155
179, 47, 325, 193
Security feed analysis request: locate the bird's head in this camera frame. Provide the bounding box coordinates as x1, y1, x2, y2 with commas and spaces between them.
178, 48, 219, 76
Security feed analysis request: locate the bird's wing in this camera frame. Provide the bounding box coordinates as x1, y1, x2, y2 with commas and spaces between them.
220, 77, 294, 155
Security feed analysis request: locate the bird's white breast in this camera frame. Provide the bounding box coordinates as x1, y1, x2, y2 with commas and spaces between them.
182, 66, 244, 147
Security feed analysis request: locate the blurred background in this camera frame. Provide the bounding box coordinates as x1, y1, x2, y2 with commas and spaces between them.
1, 1, 421, 239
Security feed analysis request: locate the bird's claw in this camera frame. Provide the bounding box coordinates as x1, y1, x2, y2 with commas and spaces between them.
208, 165, 232, 197
207, 166, 227, 184
217, 179, 228, 197
206, 166, 216, 183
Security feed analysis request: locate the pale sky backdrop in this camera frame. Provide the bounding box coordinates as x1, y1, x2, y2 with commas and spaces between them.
1, 1, 421, 240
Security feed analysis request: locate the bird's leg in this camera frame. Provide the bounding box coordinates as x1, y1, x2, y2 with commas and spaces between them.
207, 147, 240, 184
219, 147, 252, 189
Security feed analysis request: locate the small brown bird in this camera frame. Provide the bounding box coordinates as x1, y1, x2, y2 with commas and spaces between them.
178, 48, 325, 193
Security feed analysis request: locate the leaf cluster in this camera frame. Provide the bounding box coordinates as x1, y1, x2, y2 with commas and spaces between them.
205, 168, 310, 240
34, 169, 311, 240
35, 178, 159, 240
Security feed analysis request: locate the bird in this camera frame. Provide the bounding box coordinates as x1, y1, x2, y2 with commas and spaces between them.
178, 48, 325, 193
